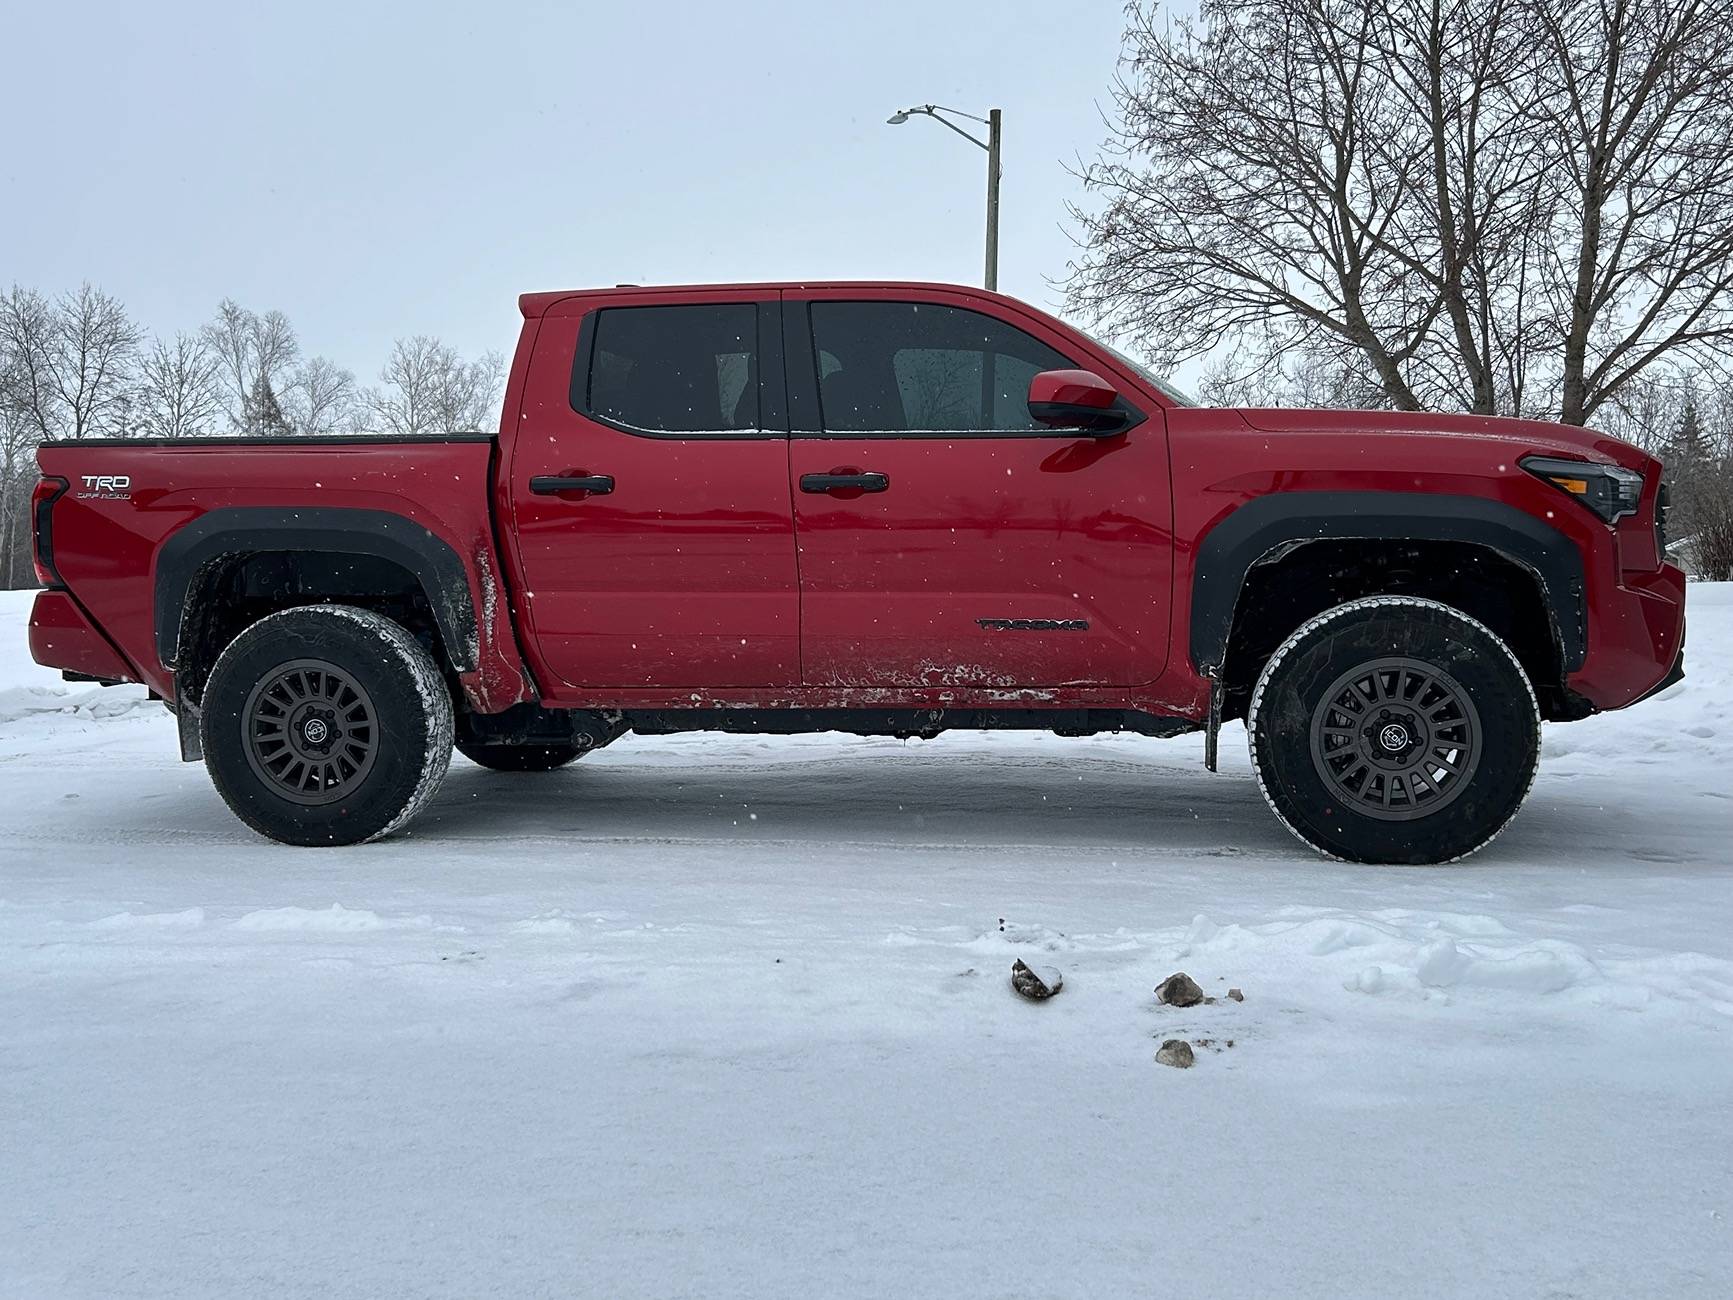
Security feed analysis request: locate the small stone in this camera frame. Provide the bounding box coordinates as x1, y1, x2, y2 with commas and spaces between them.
1155, 972, 1205, 1007
1156, 1039, 1195, 1068
1011, 959, 1063, 1000
1226, 988, 1244, 1002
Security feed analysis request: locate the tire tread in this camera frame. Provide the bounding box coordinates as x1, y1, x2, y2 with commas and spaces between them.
1246, 595, 1540, 864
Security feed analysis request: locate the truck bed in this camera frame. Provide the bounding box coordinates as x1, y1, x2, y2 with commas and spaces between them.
34, 432, 530, 714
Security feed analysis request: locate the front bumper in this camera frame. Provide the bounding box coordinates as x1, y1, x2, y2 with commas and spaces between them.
1565, 562, 1686, 712
1630, 617, 1685, 706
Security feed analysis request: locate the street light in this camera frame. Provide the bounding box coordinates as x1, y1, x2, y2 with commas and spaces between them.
887, 103, 1003, 291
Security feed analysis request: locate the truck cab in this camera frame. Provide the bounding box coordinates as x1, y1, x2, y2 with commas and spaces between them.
504, 283, 1179, 699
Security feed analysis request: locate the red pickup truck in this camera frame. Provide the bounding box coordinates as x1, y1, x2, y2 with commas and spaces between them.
26, 282, 1685, 862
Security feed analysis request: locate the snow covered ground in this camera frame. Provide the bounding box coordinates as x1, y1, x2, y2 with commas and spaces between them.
3, 587, 1730, 1299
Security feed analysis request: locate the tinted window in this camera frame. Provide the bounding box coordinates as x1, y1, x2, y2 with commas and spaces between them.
809, 302, 1074, 433
586, 304, 759, 433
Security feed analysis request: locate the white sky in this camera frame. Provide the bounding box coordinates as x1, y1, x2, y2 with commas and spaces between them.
2, 0, 1140, 380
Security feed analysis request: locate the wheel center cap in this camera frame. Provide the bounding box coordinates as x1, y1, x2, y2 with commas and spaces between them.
1378, 722, 1410, 753
302, 718, 329, 745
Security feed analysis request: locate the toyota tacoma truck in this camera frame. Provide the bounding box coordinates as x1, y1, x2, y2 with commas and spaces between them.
26, 282, 1685, 862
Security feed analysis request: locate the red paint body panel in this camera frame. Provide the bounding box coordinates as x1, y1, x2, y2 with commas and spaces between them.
1163, 405, 1684, 711
32, 440, 533, 713
27, 281, 1684, 726
783, 284, 1171, 691
1029, 369, 1118, 409
501, 289, 800, 691
28, 589, 135, 681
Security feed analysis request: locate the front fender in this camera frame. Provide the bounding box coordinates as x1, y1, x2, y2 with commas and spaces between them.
1188, 491, 1587, 674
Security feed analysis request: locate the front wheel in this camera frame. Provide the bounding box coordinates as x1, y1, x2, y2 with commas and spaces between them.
200, 606, 454, 846
1247, 597, 1540, 864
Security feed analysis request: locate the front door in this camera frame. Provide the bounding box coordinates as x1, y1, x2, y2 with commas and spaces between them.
508, 292, 799, 690
783, 290, 1172, 689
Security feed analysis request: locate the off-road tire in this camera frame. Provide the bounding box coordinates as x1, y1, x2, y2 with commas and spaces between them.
200, 605, 454, 846
1247, 596, 1540, 865
455, 740, 587, 772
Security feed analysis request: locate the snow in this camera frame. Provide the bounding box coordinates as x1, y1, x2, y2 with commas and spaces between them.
2, 585, 1731, 1298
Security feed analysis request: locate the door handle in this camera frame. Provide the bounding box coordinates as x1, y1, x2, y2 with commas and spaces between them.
530, 474, 615, 496
799, 471, 889, 494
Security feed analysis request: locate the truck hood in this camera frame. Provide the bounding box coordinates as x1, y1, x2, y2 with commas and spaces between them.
1233, 408, 1647, 471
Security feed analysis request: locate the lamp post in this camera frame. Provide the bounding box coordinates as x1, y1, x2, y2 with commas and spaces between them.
887, 104, 1003, 291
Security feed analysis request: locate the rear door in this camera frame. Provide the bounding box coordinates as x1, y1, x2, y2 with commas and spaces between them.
507, 291, 799, 690
783, 289, 1172, 689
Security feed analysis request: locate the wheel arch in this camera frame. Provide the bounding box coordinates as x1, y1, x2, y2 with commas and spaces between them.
1191, 492, 1589, 722
157, 508, 479, 709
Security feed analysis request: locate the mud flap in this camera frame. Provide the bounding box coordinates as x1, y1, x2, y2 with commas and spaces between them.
176, 703, 203, 762
1204, 672, 1222, 773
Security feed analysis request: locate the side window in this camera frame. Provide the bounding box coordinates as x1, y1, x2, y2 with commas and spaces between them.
582, 303, 759, 434
809, 301, 1075, 434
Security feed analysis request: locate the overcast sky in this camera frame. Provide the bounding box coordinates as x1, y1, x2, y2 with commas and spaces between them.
3, 0, 1139, 379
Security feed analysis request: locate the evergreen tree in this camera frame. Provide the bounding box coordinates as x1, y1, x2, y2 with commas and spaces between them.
250, 373, 292, 436
1671, 398, 1708, 471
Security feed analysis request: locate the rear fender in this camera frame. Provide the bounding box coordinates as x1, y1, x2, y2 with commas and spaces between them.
155, 507, 532, 718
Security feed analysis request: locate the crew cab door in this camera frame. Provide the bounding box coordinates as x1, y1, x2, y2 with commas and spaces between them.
783, 289, 1172, 689
506, 292, 798, 690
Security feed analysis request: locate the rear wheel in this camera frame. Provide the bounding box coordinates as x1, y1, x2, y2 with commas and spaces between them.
201, 606, 454, 846
1247, 597, 1539, 864
455, 740, 587, 772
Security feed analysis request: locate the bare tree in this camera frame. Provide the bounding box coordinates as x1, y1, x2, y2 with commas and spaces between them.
0, 284, 139, 583
367, 337, 503, 435
1069, 0, 1733, 425
47, 284, 140, 438
1, 338, 39, 586
202, 299, 253, 431
0, 286, 66, 443
201, 299, 300, 434
431, 348, 504, 433
1198, 343, 1391, 410
0, 289, 58, 586
283, 356, 358, 434
367, 336, 441, 436
137, 333, 225, 439
1533, 0, 1733, 425
249, 309, 299, 400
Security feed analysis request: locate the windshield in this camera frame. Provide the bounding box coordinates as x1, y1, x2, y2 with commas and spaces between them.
1077, 330, 1198, 406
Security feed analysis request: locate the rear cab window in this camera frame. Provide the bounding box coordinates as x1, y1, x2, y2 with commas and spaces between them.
573, 303, 766, 435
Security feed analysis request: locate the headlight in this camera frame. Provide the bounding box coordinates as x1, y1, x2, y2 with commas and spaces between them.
1520, 455, 1645, 524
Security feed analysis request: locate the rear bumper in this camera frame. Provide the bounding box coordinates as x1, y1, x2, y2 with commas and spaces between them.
28, 589, 136, 683
1565, 563, 1686, 712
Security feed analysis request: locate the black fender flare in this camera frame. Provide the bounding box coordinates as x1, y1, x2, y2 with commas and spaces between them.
1189, 491, 1587, 675
155, 507, 480, 674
